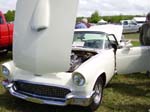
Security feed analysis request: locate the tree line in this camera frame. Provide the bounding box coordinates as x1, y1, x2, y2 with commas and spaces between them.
4, 10, 140, 23
77, 11, 143, 24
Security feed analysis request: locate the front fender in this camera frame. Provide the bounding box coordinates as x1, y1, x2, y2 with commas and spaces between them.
74, 53, 114, 91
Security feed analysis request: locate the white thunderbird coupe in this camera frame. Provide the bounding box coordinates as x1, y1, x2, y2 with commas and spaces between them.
2, 24, 150, 111
1, 0, 150, 111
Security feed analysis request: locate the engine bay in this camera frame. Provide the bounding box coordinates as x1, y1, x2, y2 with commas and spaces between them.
68, 49, 97, 72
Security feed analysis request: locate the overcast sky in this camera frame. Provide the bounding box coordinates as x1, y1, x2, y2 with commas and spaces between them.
1, 0, 150, 17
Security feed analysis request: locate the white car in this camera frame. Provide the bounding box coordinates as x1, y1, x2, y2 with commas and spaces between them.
1, 0, 150, 111
2, 24, 150, 111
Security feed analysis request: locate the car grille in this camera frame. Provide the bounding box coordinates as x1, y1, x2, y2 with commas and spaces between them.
13, 81, 71, 99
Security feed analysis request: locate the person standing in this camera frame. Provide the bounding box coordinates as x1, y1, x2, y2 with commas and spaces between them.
139, 12, 150, 45
75, 18, 91, 29
139, 12, 150, 77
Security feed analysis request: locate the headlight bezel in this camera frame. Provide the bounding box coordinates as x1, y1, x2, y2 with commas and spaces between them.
72, 72, 85, 86
2, 65, 10, 76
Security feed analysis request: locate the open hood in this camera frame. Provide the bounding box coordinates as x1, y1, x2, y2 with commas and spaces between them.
13, 0, 78, 74
90, 24, 123, 43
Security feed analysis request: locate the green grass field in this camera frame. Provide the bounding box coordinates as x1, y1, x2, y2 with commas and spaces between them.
124, 33, 140, 46
124, 33, 139, 40
0, 33, 150, 112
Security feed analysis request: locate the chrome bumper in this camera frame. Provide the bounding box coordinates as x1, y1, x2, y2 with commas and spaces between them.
2, 80, 95, 106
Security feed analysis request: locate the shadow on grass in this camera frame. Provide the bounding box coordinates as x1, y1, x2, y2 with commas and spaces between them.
105, 103, 150, 112
123, 73, 150, 81
108, 82, 150, 97
0, 91, 93, 112
0, 52, 12, 63
106, 73, 150, 97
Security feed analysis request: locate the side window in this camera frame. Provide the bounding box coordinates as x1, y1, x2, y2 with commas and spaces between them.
104, 34, 118, 49
104, 39, 112, 49
108, 35, 118, 44
0, 16, 3, 24
107, 34, 118, 49
130, 22, 137, 25
123, 21, 128, 25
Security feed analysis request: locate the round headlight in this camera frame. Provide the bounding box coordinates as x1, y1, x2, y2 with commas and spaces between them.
72, 72, 85, 86
2, 65, 10, 76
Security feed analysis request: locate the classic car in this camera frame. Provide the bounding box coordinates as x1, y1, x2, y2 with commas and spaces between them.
1, 0, 150, 111
2, 24, 150, 111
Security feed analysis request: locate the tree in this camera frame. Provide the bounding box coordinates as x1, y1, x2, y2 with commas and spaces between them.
102, 15, 134, 23
89, 11, 100, 23
4, 10, 15, 22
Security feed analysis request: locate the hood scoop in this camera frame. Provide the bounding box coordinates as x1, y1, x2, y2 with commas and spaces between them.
31, 0, 50, 32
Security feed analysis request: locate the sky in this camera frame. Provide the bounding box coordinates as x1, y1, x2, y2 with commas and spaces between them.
0, 0, 150, 17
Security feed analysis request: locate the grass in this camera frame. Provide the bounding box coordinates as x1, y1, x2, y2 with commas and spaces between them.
131, 41, 140, 46
124, 33, 139, 40
124, 33, 140, 46
98, 74, 150, 112
0, 34, 150, 112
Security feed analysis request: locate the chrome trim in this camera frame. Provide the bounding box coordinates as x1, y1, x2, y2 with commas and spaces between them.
2, 80, 95, 106
10, 87, 67, 106
14, 80, 73, 92
16, 90, 66, 101
2, 80, 13, 89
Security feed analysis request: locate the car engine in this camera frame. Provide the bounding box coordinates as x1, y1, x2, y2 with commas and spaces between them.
68, 49, 97, 72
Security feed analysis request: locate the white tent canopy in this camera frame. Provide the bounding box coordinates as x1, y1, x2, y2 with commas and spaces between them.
98, 19, 108, 24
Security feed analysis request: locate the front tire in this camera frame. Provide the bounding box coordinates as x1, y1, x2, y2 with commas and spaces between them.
90, 77, 104, 111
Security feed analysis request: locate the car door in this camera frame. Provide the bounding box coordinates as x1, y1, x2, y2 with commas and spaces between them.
129, 22, 139, 33
116, 46, 150, 74
123, 21, 130, 33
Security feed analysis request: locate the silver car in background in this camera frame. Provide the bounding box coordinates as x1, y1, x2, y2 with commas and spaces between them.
120, 20, 140, 33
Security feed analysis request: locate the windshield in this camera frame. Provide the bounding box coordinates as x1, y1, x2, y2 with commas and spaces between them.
73, 31, 106, 49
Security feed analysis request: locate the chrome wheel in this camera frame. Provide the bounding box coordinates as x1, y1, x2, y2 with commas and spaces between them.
93, 82, 102, 104
89, 77, 103, 111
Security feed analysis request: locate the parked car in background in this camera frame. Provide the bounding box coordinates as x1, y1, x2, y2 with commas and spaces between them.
120, 20, 140, 33
0, 11, 13, 53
